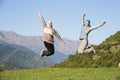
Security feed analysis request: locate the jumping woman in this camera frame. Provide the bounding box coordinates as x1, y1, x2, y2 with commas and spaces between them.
38, 12, 65, 57
78, 14, 106, 54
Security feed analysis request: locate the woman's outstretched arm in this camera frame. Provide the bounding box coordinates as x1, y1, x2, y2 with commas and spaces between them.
54, 30, 65, 44
89, 21, 106, 30
82, 13, 86, 26
38, 12, 47, 28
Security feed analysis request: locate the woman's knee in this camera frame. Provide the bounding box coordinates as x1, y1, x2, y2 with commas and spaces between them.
46, 50, 54, 56
50, 50, 54, 55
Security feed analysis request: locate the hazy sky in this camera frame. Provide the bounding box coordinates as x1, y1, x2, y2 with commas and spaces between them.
0, 0, 120, 44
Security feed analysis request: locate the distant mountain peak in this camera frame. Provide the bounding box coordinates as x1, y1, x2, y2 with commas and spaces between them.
0, 30, 79, 55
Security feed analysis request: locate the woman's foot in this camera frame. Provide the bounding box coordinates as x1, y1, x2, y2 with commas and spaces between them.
91, 47, 97, 54
40, 50, 45, 57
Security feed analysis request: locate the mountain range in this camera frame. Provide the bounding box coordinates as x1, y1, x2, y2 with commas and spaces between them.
0, 39, 53, 70
1, 30, 120, 69
0, 30, 78, 70
0, 30, 79, 55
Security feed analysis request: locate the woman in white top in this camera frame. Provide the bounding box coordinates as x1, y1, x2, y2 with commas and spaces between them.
38, 12, 65, 57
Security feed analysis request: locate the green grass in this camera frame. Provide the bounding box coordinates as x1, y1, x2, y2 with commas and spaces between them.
0, 68, 120, 80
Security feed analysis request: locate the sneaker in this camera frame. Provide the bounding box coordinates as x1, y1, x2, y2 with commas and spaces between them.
91, 47, 97, 54
40, 50, 45, 57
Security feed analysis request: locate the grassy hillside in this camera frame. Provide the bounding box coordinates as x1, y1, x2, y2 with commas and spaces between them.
0, 32, 120, 80
55, 31, 120, 68
0, 68, 120, 80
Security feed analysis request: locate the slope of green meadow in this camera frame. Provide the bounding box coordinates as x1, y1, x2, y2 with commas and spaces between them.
0, 68, 120, 80
0, 32, 120, 80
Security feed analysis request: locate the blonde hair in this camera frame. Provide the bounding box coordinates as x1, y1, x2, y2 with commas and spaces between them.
47, 21, 53, 28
